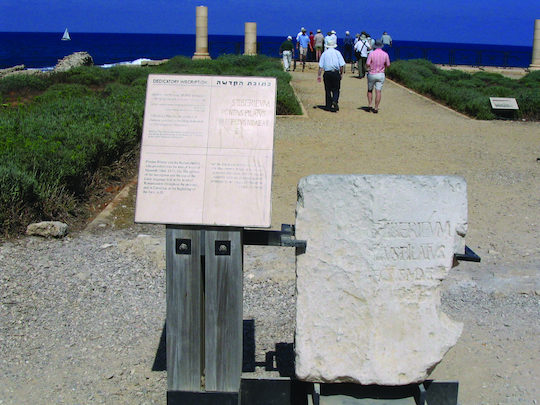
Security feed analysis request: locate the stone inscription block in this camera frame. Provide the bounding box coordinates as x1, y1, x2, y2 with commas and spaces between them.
135, 75, 276, 227
295, 175, 468, 385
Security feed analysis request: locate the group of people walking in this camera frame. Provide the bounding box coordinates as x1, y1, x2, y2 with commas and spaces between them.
280, 28, 392, 113
278, 27, 342, 72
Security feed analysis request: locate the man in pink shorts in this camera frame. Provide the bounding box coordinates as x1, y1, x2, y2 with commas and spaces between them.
366, 40, 391, 113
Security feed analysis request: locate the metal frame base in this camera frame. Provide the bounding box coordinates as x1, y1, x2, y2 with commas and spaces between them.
240, 379, 458, 405
167, 390, 239, 405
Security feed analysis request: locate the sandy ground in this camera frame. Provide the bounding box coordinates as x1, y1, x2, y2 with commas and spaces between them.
2, 64, 539, 404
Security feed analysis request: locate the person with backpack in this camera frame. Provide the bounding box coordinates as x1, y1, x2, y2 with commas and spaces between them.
354, 32, 371, 78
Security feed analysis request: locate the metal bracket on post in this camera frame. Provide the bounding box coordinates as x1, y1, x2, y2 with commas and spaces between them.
454, 245, 481, 262
243, 224, 307, 253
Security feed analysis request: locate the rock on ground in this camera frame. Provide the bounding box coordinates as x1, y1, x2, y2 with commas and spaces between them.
54, 52, 94, 72
26, 221, 68, 238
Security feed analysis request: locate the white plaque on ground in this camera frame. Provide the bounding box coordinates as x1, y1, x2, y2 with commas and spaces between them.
489, 97, 519, 109
135, 75, 276, 227
295, 175, 468, 385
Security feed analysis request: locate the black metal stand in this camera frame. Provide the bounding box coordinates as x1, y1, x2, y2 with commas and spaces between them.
240, 379, 459, 405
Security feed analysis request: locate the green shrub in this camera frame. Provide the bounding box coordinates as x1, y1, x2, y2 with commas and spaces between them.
0, 163, 39, 234
519, 70, 540, 87
276, 73, 302, 115
34, 83, 92, 102
0, 74, 49, 96
112, 66, 149, 85
517, 90, 540, 120
439, 69, 470, 82
0, 55, 302, 236
387, 59, 539, 121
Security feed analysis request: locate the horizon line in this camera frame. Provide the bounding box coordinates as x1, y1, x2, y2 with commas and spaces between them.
0, 31, 533, 49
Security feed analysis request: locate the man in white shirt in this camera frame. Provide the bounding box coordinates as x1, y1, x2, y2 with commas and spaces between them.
317, 37, 346, 112
354, 34, 372, 78
381, 31, 393, 48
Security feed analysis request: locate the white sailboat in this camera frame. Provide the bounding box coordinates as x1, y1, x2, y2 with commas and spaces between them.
61, 28, 71, 41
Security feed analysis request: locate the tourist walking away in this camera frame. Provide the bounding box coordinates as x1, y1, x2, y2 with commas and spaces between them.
296, 27, 305, 42
324, 30, 337, 50
365, 40, 391, 113
297, 28, 311, 71
343, 31, 354, 64
354, 33, 371, 78
317, 37, 345, 112
314, 29, 324, 61
352, 33, 361, 73
380, 31, 392, 48
366, 33, 375, 49
343, 30, 355, 73
324, 31, 332, 50
279, 36, 294, 71
309, 31, 315, 61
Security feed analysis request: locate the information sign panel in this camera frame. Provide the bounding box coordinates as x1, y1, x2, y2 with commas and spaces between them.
135, 74, 276, 227
489, 97, 519, 110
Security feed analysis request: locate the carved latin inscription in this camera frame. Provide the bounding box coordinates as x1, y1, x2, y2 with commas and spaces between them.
295, 175, 467, 385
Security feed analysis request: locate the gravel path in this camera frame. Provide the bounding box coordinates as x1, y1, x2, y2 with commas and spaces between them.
1, 65, 539, 404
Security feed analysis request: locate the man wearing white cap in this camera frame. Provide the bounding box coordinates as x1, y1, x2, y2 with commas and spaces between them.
317, 37, 346, 112
279, 35, 294, 71
296, 27, 305, 43
324, 30, 337, 50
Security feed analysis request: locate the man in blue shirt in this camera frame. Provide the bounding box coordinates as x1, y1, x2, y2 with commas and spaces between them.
297, 28, 312, 72
317, 38, 346, 112
343, 31, 354, 65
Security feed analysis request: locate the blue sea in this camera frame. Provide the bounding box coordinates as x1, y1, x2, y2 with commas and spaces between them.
0, 32, 533, 70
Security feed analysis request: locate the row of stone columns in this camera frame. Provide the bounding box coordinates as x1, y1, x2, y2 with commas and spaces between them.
194, 11, 539, 68
192, 6, 257, 60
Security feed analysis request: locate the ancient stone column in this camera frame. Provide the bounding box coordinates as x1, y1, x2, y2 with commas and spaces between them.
530, 19, 540, 70
244, 22, 257, 56
193, 6, 211, 60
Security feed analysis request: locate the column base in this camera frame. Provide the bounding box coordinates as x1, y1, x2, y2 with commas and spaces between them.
192, 53, 211, 60
528, 63, 540, 70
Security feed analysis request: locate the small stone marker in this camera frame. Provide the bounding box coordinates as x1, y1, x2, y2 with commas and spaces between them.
295, 175, 467, 385
489, 97, 519, 110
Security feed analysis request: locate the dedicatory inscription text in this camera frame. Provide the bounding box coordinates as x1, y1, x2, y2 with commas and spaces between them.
141, 160, 201, 194
135, 74, 276, 226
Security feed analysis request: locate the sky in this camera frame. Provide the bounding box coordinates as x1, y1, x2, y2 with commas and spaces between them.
2, 0, 539, 46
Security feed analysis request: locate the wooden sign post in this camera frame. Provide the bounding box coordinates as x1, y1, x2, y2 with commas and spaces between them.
135, 74, 276, 404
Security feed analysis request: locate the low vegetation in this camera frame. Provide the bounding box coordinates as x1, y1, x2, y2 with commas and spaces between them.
0, 55, 301, 236
386, 59, 540, 121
